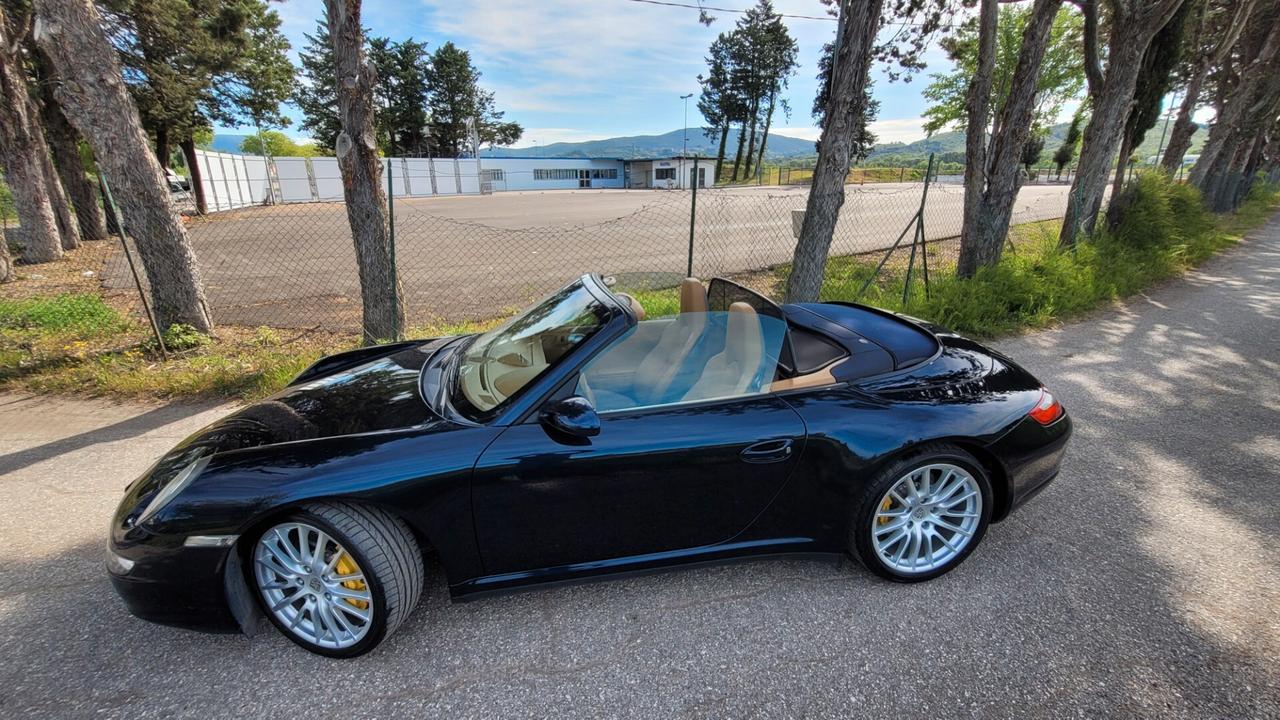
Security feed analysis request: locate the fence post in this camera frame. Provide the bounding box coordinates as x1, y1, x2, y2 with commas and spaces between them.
387, 158, 399, 341
101, 174, 167, 357
687, 157, 699, 278
901, 152, 935, 307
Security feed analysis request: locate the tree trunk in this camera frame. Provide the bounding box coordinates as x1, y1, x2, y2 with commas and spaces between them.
1162, 0, 1258, 173
39, 78, 107, 241
754, 90, 776, 179
1059, 0, 1189, 247
24, 99, 81, 251
154, 125, 170, 169
1110, 130, 1134, 201
1160, 69, 1203, 173
180, 137, 207, 214
956, 0, 998, 278
784, 0, 884, 303
0, 14, 62, 264
325, 0, 402, 343
0, 228, 12, 281
98, 173, 120, 235
742, 109, 759, 180
714, 124, 729, 183
34, 111, 80, 251
33, 0, 211, 332
731, 120, 747, 181
1191, 9, 1280, 210
958, 0, 1061, 278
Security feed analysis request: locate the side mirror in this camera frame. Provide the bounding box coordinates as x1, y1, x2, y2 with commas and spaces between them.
539, 395, 600, 439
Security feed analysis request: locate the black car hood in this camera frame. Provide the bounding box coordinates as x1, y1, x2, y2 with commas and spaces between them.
177, 345, 441, 457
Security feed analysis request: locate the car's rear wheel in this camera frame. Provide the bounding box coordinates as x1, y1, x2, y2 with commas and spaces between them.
850, 445, 992, 582
251, 502, 423, 657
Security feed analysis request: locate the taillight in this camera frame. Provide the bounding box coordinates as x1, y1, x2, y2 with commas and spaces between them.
1029, 389, 1064, 425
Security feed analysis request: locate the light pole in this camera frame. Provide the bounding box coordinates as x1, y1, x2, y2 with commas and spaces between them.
681, 93, 693, 188
681, 93, 694, 156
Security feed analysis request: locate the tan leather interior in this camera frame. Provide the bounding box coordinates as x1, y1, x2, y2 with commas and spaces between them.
615, 292, 645, 320
770, 360, 843, 392
632, 303, 707, 405
680, 278, 708, 314
684, 302, 765, 401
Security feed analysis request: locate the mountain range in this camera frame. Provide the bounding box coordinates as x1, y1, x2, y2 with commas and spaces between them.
211, 121, 1204, 164
481, 128, 817, 160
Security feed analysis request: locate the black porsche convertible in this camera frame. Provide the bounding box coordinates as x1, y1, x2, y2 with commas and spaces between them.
108, 275, 1070, 657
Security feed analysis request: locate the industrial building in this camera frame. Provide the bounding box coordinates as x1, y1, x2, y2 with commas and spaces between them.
189, 150, 715, 213
481, 156, 715, 191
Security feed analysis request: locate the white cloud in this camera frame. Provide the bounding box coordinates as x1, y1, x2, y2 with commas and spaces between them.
774, 118, 932, 146
510, 128, 618, 147
868, 118, 928, 144
771, 126, 823, 142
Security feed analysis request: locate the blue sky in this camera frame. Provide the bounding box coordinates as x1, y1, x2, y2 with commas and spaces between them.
247, 0, 959, 148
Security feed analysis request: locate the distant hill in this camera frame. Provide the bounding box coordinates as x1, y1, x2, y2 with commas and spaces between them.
483, 128, 817, 160
864, 120, 1205, 166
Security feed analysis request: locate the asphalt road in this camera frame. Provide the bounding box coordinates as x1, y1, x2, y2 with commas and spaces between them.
105, 183, 1075, 329
6, 214, 1279, 718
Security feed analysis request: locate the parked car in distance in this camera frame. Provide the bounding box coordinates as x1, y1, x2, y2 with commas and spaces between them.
107, 275, 1071, 657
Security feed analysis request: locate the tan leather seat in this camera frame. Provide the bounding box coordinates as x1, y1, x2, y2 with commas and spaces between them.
632, 315, 707, 405
610, 278, 708, 406
679, 278, 707, 314
684, 302, 766, 401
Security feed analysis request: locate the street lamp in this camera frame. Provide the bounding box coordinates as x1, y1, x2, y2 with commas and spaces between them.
680, 93, 693, 157
681, 93, 694, 189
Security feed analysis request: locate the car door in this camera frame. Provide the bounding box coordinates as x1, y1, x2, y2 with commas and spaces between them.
470, 395, 806, 575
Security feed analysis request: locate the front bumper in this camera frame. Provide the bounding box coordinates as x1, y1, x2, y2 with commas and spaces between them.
107, 536, 242, 633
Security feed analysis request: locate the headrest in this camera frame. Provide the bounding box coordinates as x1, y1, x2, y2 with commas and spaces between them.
615, 292, 645, 320
680, 278, 708, 314
726, 302, 763, 364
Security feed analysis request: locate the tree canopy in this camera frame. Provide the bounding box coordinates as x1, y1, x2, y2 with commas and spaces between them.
921, 4, 1084, 136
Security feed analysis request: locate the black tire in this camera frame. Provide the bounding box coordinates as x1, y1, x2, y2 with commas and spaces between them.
251, 501, 424, 658
849, 444, 993, 582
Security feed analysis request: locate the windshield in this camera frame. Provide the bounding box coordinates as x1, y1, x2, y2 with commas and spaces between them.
451, 280, 610, 420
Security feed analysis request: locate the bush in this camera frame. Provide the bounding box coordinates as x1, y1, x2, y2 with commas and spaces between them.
819, 174, 1277, 338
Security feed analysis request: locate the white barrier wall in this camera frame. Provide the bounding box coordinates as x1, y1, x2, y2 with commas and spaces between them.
188, 151, 629, 212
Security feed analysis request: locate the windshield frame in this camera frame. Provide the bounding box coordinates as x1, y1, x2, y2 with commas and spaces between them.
447, 275, 628, 425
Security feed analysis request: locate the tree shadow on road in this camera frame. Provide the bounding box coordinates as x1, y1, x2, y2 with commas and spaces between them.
0, 398, 219, 476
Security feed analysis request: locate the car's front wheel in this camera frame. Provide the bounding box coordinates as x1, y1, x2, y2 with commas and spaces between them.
251, 502, 423, 657
850, 445, 992, 582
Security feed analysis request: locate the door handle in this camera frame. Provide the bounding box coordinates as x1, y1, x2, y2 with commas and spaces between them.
740, 438, 794, 464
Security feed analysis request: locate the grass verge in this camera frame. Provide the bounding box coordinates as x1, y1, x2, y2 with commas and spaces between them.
796, 176, 1280, 338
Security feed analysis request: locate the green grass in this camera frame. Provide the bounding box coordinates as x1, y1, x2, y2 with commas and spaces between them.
0, 294, 132, 334
799, 175, 1280, 338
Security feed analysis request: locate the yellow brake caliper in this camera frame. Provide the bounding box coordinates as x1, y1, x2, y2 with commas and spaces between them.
878, 496, 893, 524
335, 552, 369, 610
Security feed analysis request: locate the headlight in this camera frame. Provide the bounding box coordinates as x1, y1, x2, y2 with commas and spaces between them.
136, 455, 211, 526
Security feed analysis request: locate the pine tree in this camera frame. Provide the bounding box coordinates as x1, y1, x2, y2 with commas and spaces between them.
296, 16, 342, 153
369, 37, 430, 156
427, 42, 521, 156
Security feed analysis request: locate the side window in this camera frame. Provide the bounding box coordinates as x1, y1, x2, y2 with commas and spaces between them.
576, 309, 786, 413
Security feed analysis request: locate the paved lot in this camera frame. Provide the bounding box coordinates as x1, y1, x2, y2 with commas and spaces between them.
8, 215, 1279, 718
106, 183, 1075, 329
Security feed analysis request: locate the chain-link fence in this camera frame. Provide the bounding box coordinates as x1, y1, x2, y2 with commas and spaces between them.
99, 157, 1075, 337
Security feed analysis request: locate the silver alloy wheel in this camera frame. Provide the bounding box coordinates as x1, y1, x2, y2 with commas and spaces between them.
253, 522, 374, 650
871, 463, 982, 574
